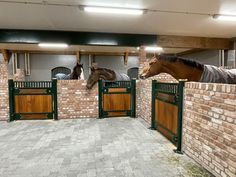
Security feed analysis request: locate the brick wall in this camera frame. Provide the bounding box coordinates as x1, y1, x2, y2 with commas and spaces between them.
183, 82, 236, 177
0, 64, 9, 121
14, 69, 25, 81
57, 80, 98, 119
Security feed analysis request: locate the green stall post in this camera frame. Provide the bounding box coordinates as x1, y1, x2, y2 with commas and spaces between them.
174, 80, 185, 154
8, 79, 15, 122
98, 80, 103, 119
52, 79, 58, 120
151, 80, 157, 129
131, 79, 136, 118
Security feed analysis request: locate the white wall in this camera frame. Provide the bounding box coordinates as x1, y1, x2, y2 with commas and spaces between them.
15, 54, 139, 81
227, 50, 235, 67
182, 50, 219, 66
24, 54, 78, 81
95, 55, 139, 74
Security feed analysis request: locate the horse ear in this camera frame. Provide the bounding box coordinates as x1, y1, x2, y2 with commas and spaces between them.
90, 66, 95, 72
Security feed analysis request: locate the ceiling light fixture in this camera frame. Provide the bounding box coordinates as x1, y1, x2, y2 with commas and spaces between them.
38, 43, 68, 48
145, 46, 163, 52
213, 14, 236, 21
82, 6, 144, 15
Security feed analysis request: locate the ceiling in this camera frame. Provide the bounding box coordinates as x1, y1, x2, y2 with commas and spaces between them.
0, 0, 236, 54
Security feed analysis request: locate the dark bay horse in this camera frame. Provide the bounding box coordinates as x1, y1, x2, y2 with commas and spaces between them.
139, 55, 236, 84
86, 66, 130, 89
55, 63, 84, 80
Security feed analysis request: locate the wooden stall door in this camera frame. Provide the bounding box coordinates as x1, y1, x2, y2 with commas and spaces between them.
15, 95, 52, 119
155, 100, 178, 142
99, 80, 136, 118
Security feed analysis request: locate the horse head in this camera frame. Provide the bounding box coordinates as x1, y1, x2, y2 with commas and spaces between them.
71, 63, 83, 79
139, 56, 162, 79
86, 67, 116, 89
86, 66, 100, 89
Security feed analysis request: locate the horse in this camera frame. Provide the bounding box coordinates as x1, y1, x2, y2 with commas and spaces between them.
86, 66, 130, 89
139, 55, 236, 84
55, 63, 84, 80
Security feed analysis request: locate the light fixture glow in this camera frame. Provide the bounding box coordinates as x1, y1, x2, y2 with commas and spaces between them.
83, 6, 143, 15
88, 40, 117, 46
38, 43, 68, 48
145, 46, 163, 52
213, 14, 236, 21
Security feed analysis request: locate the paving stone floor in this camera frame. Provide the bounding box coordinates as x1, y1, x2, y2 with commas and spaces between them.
0, 118, 213, 177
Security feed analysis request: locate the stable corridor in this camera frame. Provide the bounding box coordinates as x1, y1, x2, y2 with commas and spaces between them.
0, 118, 212, 177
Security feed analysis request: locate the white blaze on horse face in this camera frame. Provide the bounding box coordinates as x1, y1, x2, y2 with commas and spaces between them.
80, 68, 85, 80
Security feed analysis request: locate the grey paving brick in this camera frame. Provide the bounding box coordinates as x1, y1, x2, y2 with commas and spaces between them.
0, 118, 213, 177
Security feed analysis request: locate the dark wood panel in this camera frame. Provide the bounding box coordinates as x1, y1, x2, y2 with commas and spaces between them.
103, 94, 131, 111
108, 112, 127, 117
15, 95, 52, 113
155, 99, 178, 136
108, 88, 127, 93
19, 89, 47, 94
157, 126, 174, 142
20, 114, 49, 120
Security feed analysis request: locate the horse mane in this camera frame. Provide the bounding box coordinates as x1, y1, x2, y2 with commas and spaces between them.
95, 67, 115, 74
159, 55, 204, 70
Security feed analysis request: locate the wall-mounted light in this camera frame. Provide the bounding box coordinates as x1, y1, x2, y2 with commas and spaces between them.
82, 6, 144, 15
38, 43, 68, 48
145, 46, 163, 52
213, 14, 236, 21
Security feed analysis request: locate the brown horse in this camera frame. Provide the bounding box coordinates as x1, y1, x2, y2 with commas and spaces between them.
55, 63, 84, 80
139, 55, 236, 84
86, 66, 130, 89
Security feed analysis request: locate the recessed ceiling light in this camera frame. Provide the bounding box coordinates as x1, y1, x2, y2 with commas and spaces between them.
82, 6, 144, 15
213, 14, 236, 21
38, 43, 68, 48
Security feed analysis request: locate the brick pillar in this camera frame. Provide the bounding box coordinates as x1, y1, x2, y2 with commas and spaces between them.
0, 63, 9, 121
14, 69, 25, 81
138, 46, 147, 71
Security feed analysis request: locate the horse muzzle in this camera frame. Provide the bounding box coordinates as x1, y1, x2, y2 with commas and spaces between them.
139, 75, 146, 79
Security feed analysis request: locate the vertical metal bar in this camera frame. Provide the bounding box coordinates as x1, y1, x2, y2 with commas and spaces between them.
151, 80, 157, 129
52, 79, 58, 120
131, 79, 136, 118
174, 80, 185, 154
8, 79, 15, 122
98, 80, 103, 119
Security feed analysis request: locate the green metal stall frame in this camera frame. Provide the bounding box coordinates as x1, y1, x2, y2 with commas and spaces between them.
151, 80, 185, 154
8, 79, 58, 121
98, 79, 136, 118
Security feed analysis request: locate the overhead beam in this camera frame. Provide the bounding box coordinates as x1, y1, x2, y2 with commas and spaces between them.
1, 49, 12, 63
176, 49, 206, 56
157, 35, 233, 50
9, 50, 139, 56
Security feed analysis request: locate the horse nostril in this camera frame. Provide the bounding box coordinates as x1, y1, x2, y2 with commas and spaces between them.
139, 75, 145, 79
